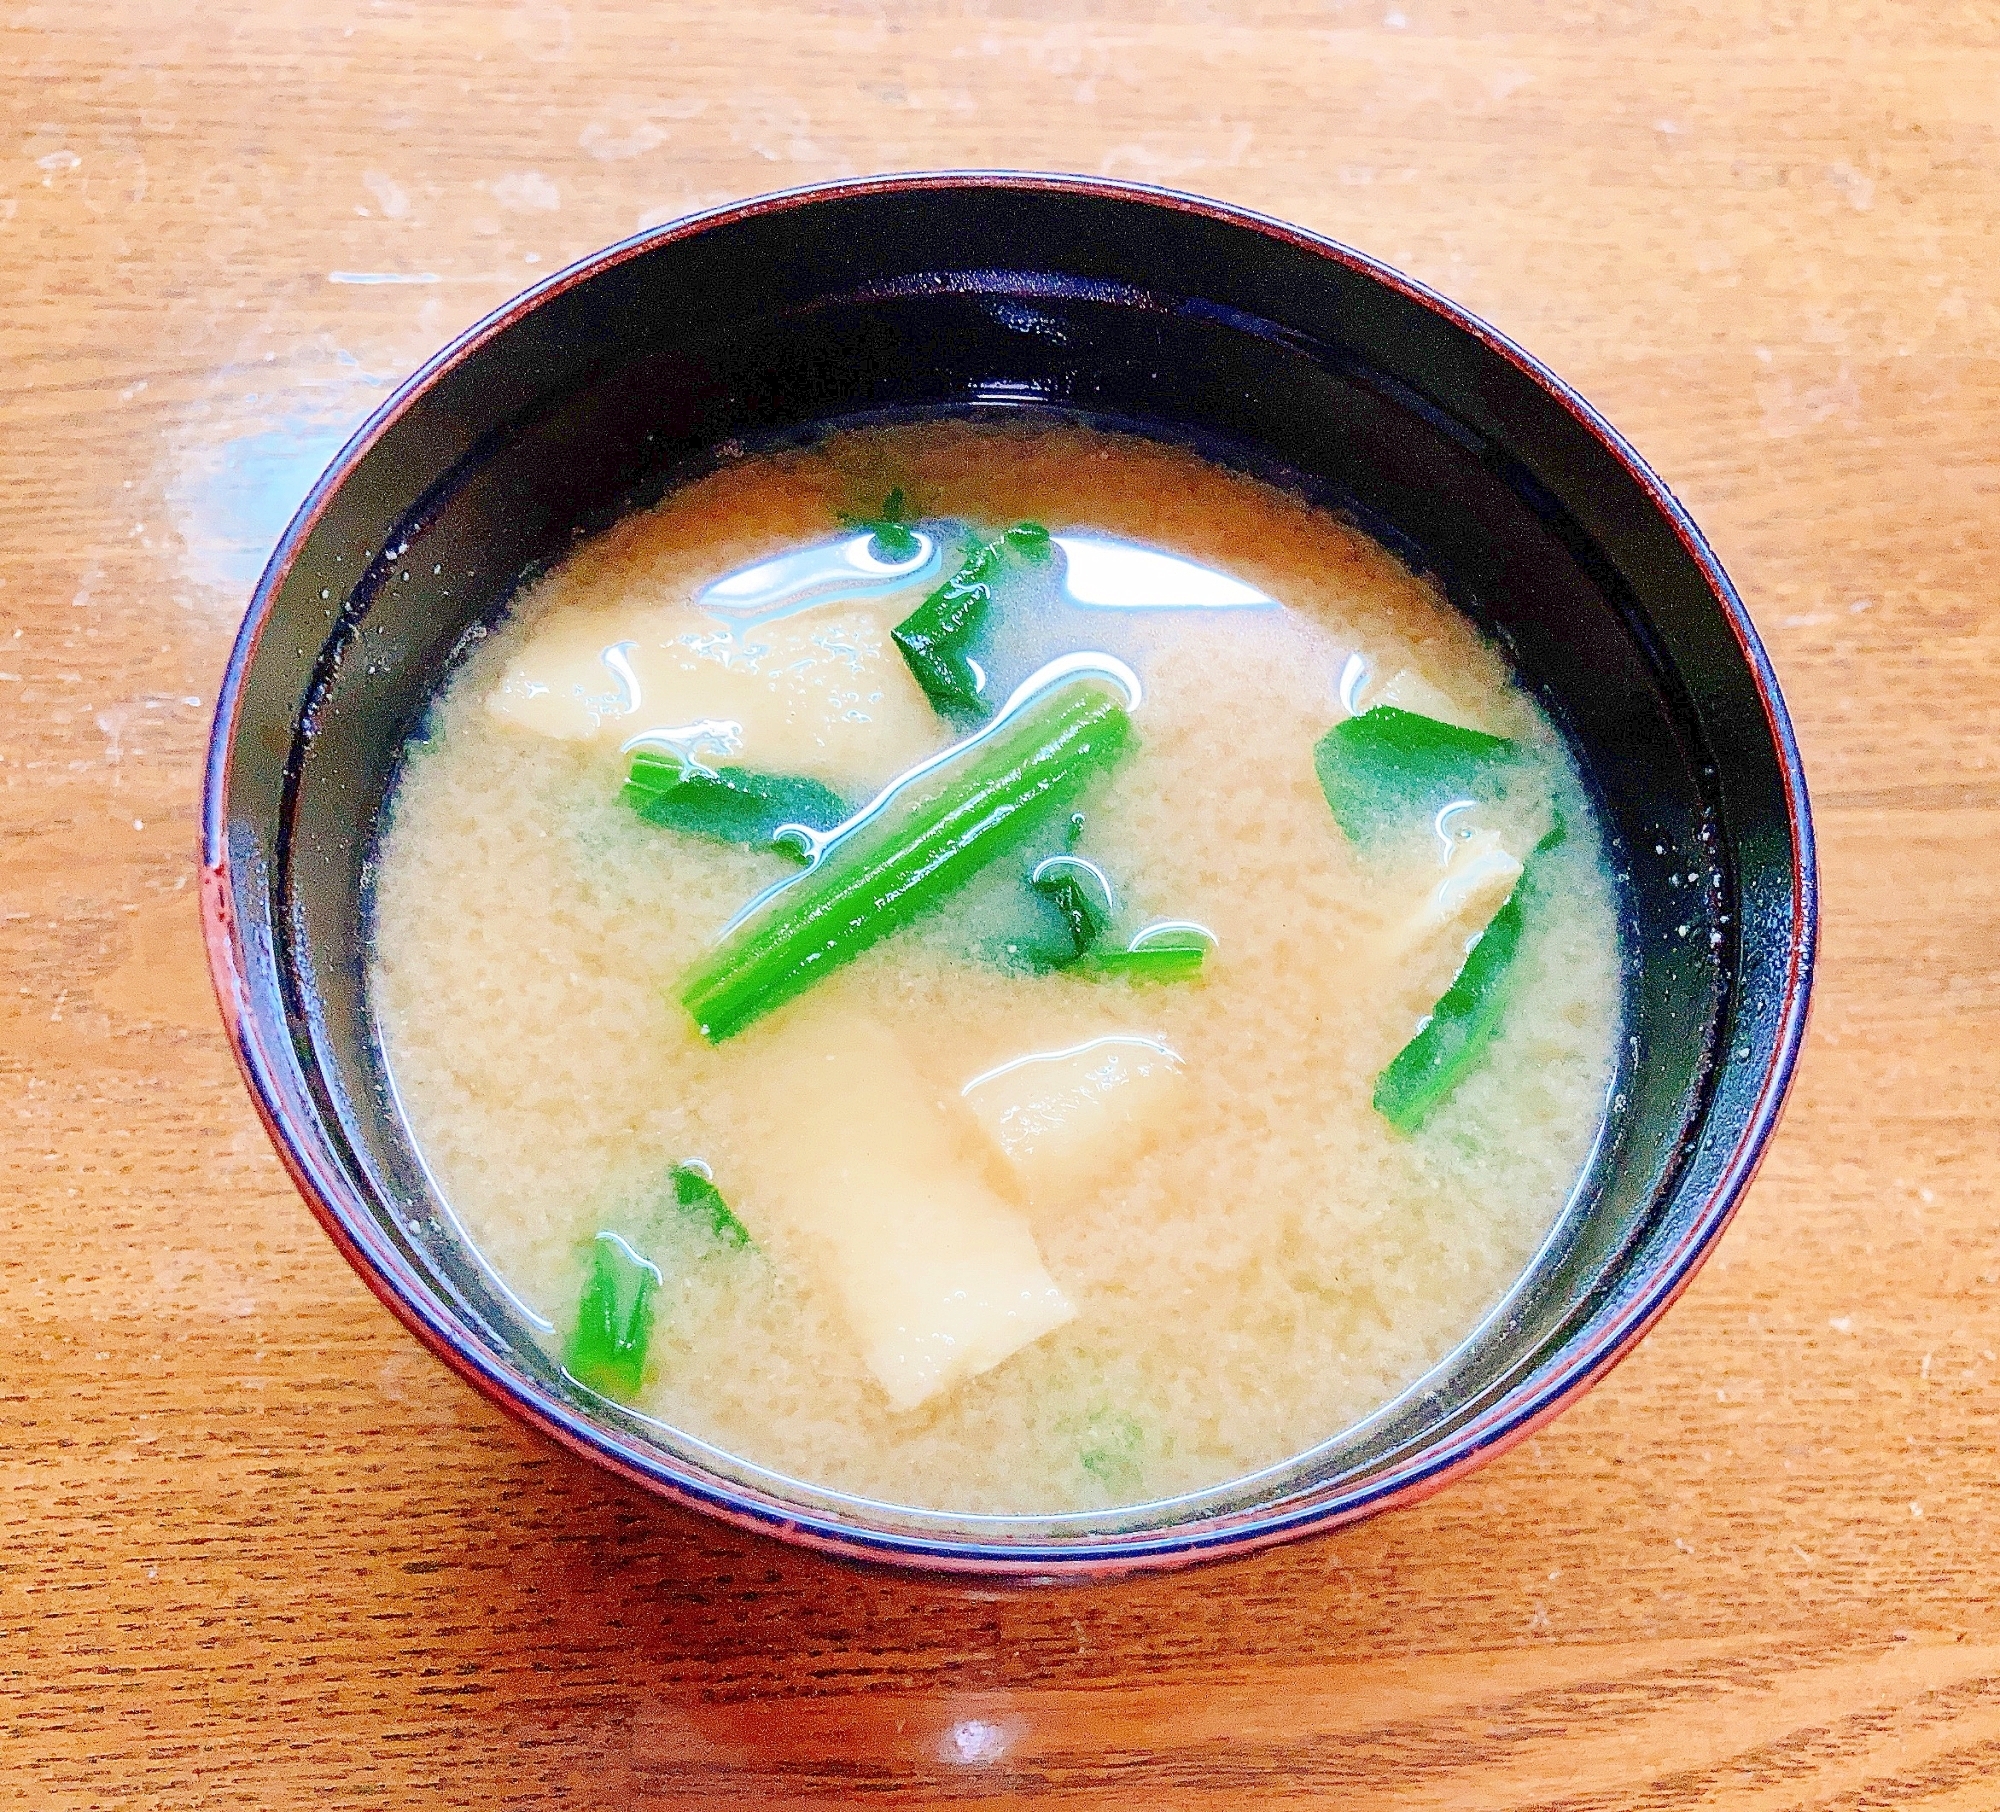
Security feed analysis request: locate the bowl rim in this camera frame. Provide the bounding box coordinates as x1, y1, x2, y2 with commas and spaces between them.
200, 169, 1818, 1576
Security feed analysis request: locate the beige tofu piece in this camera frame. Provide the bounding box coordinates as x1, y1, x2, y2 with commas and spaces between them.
485, 597, 943, 790
737, 1020, 1074, 1413
1381, 827, 1524, 1013
1372, 667, 1490, 735
1360, 668, 1522, 983
1411, 827, 1522, 942
961, 1035, 1185, 1199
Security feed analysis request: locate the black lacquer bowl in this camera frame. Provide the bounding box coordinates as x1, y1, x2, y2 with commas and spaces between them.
202, 175, 1814, 1576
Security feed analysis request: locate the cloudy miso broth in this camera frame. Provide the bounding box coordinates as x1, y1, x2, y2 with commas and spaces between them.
369, 418, 1622, 1515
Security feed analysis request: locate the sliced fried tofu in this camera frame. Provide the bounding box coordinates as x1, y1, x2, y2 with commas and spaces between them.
1407, 826, 1523, 946
736, 1019, 1073, 1412
1379, 824, 1526, 1027
1372, 667, 1490, 735
962, 1035, 1185, 1200
486, 598, 942, 790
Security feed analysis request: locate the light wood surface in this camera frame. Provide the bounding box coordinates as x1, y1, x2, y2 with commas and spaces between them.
4, 3, 1994, 1805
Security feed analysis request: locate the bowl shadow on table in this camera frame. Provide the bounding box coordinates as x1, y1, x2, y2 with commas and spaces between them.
380, 1400, 1618, 1806
369, 1414, 2000, 1810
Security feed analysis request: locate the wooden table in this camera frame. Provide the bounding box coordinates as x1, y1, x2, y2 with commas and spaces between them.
5, 3, 1992, 1803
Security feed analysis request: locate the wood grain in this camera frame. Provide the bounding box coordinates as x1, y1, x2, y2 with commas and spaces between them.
3, 1, 1995, 1804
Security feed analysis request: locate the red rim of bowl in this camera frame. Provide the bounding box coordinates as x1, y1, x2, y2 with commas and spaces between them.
200, 171, 1817, 1577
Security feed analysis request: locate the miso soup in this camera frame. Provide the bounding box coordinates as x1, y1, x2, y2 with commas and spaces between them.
369, 418, 1622, 1516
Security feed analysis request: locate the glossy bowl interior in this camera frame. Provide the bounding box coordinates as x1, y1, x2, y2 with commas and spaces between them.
203, 174, 1814, 1575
